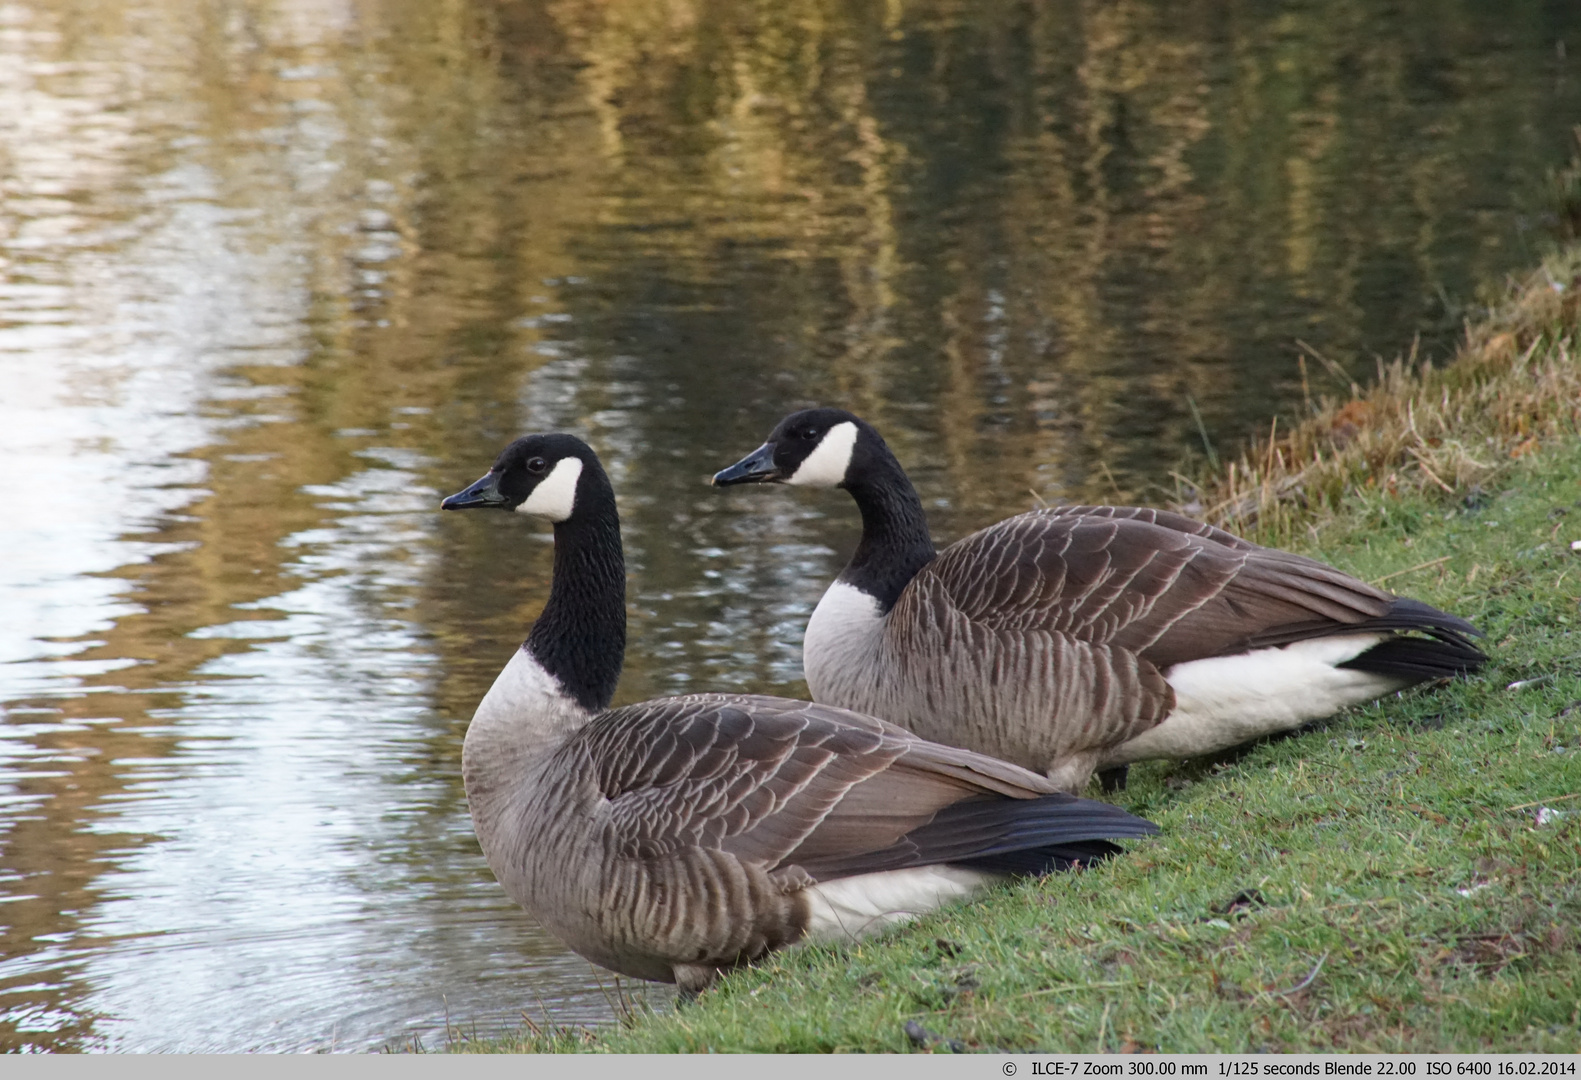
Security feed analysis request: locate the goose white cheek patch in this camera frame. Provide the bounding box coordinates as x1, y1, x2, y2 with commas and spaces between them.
787, 421, 858, 487
517, 457, 583, 522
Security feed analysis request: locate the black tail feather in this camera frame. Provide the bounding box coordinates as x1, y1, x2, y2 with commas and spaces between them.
1245, 595, 1486, 681
800, 794, 1157, 881
1360, 596, 1484, 642
1339, 633, 1486, 681
1335, 597, 1487, 680
956, 839, 1123, 875
1246, 596, 1485, 654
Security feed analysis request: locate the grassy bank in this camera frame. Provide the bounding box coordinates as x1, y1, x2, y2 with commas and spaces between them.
462, 250, 1581, 1054
1186, 246, 1581, 546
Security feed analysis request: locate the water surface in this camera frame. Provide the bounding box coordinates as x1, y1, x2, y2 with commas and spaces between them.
1, 0, 1579, 1052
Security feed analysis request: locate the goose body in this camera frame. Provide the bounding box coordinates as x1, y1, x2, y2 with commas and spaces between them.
441, 434, 1157, 992
714, 409, 1486, 792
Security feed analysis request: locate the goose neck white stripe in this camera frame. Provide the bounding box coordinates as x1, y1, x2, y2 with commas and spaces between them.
787, 421, 858, 487
517, 457, 583, 522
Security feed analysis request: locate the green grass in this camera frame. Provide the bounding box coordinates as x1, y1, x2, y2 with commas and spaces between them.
464, 438, 1581, 1054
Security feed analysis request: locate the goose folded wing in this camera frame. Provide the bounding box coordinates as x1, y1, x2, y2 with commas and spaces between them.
928, 510, 1406, 668
582, 695, 1052, 873
787, 733, 1158, 880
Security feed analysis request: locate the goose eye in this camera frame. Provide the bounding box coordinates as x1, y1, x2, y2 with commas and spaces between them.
526, 456, 548, 474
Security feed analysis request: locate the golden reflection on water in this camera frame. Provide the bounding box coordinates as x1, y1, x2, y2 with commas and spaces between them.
0, 0, 1577, 1051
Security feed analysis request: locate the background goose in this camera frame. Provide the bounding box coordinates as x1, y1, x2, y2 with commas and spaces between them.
439, 433, 1157, 993
713, 407, 1487, 793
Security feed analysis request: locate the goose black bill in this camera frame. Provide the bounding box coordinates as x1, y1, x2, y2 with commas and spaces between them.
711, 443, 781, 486
441, 471, 509, 510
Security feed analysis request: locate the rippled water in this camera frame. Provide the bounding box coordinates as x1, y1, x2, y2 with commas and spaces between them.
1, 0, 1579, 1052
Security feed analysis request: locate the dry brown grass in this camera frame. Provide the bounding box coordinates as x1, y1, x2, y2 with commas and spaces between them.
1179, 245, 1581, 545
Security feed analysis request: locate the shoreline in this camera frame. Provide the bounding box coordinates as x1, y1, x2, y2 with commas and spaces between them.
1185, 245, 1581, 545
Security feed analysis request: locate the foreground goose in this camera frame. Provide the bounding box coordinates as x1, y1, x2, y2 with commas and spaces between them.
440, 433, 1157, 992
713, 408, 1486, 792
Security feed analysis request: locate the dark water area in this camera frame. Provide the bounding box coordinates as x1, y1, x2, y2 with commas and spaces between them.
1, 0, 1578, 1051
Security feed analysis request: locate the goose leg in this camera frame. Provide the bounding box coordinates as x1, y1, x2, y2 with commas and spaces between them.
1097, 765, 1130, 793
672, 963, 721, 998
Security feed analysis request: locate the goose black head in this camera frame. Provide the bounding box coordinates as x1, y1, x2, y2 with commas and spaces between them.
712, 407, 876, 490
441, 433, 600, 522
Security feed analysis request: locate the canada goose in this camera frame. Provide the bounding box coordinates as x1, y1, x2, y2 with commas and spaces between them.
713, 408, 1486, 793
440, 433, 1157, 993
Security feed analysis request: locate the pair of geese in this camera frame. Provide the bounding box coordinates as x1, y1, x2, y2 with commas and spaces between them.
440, 407, 1484, 994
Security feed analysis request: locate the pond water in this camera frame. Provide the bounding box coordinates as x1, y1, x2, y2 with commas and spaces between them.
2, 0, 1579, 1053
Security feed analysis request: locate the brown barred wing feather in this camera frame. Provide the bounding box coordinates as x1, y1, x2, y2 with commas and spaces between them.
884, 569, 1176, 768
581, 695, 1042, 875
924, 509, 1412, 667
1044, 504, 1259, 551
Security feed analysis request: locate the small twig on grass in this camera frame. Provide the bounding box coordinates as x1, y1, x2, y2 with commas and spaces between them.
1407, 448, 1457, 495
1015, 981, 1133, 999
1370, 555, 1451, 586
591, 966, 624, 1021
1186, 394, 1219, 470
1099, 460, 1125, 502
1508, 792, 1581, 811
1296, 339, 1360, 396
531, 985, 563, 1039
1095, 1001, 1111, 1053
1275, 952, 1330, 997
612, 974, 637, 1024
1315, 897, 1402, 913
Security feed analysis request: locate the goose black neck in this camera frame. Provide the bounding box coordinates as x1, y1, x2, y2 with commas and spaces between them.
841, 450, 936, 613
524, 470, 625, 713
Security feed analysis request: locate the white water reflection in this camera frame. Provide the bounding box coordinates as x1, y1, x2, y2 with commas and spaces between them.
65, 463, 597, 1052
0, 0, 634, 1052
